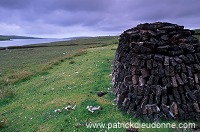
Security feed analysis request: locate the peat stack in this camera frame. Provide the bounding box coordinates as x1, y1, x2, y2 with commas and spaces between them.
112, 22, 200, 121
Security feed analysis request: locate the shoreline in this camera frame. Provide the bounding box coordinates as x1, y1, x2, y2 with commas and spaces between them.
0, 43, 78, 50
0, 38, 72, 49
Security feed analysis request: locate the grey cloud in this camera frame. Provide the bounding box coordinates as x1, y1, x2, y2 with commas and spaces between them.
0, 0, 32, 10
0, 0, 199, 37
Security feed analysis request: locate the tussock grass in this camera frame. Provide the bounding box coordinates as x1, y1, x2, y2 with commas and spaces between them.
73, 49, 87, 57
41, 59, 62, 71
111, 48, 117, 50
3, 71, 33, 84
69, 60, 75, 64
0, 89, 15, 100
0, 119, 7, 129
0, 85, 15, 109
41, 49, 86, 71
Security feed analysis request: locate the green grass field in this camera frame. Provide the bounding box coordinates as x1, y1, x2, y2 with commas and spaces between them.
0, 36, 199, 131
0, 36, 117, 85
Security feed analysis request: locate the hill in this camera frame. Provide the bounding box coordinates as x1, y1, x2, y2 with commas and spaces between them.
0, 35, 41, 41
0, 35, 10, 41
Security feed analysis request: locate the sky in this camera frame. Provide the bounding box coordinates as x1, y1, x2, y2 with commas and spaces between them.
0, 0, 200, 38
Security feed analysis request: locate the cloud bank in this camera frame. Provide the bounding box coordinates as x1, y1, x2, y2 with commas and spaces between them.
0, 0, 199, 37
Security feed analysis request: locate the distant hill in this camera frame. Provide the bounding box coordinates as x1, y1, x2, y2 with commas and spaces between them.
65, 36, 93, 40
0, 35, 41, 41
0, 35, 10, 41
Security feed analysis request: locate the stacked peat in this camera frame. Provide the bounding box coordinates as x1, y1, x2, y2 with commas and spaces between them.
112, 22, 200, 121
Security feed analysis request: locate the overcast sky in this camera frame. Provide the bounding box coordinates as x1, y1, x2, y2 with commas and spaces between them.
0, 0, 199, 38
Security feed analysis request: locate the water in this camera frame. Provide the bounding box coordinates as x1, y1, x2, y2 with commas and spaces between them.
0, 38, 71, 47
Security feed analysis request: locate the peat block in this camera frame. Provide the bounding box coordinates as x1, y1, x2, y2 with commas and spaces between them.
112, 22, 200, 121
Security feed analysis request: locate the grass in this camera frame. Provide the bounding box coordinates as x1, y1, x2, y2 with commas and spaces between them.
0, 36, 199, 131
0, 36, 117, 85
0, 88, 15, 100
194, 35, 200, 41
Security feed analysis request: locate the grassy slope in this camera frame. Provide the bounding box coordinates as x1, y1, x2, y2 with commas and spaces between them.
194, 29, 200, 40
1, 36, 199, 131
0, 36, 117, 85
0, 44, 178, 132
194, 29, 200, 33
